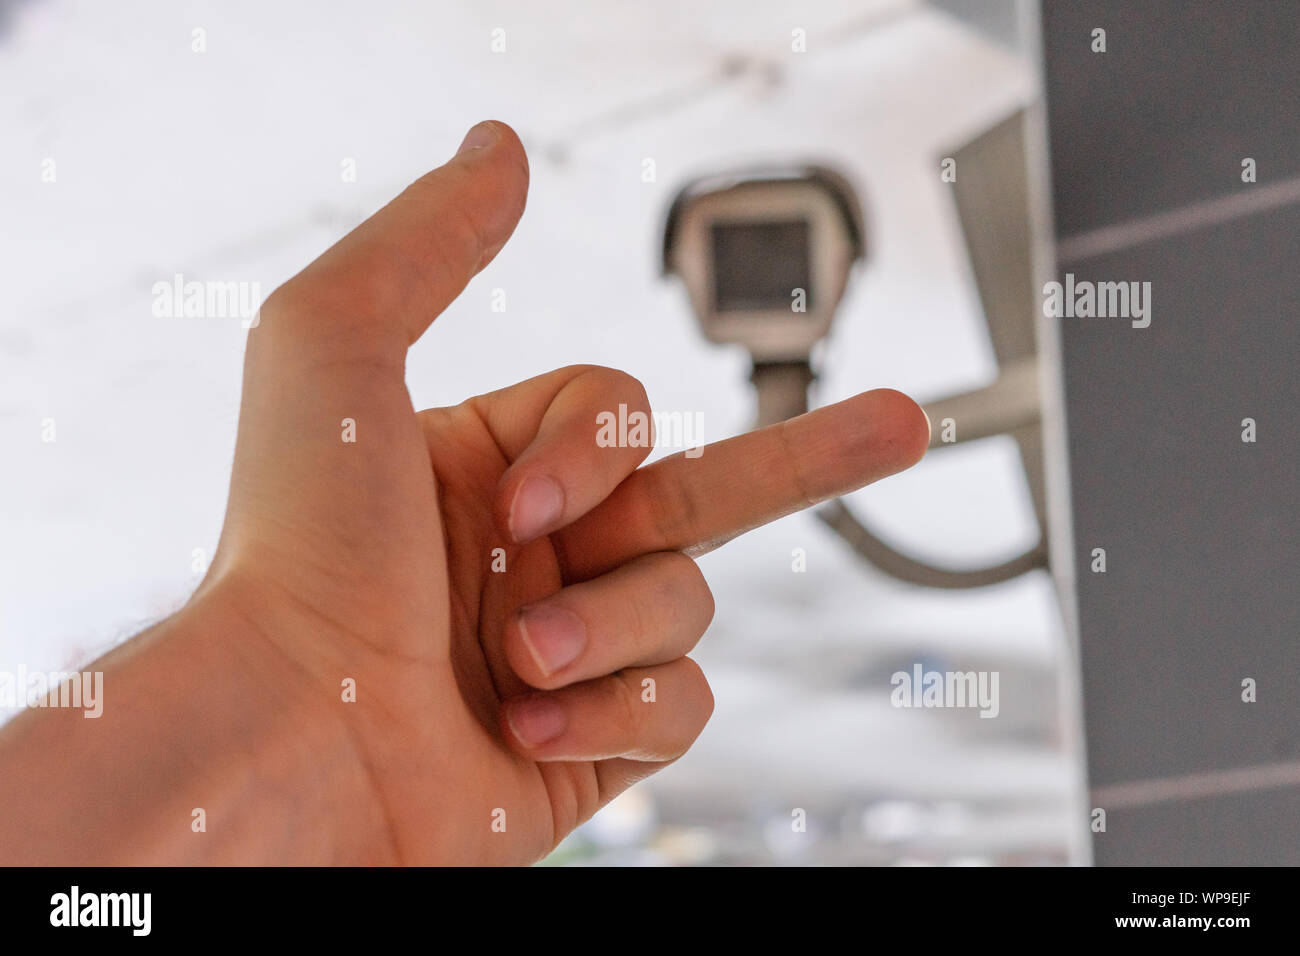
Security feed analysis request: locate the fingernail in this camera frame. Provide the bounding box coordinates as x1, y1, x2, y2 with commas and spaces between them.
922, 407, 933, 445
507, 696, 566, 747
517, 604, 587, 676
457, 121, 499, 156
508, 475, 564, 542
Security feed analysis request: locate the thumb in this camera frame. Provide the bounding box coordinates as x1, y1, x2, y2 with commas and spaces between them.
213, 122, 527, 599
262, 120, 529, 362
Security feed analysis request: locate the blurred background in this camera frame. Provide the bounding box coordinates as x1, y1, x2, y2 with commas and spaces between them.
0, 0, 1194, 866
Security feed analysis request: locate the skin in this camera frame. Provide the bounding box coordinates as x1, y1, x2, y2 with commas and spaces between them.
0, 121, 929, 865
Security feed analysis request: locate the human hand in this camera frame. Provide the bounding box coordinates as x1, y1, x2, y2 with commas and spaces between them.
75, 120, 929, 865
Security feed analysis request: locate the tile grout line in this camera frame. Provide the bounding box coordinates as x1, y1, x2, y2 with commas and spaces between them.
1091, 759, 1300, 811
1056, 174, 1300, 264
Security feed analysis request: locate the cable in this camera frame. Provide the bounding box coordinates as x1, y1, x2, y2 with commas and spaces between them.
817, 498, 1047, 589
751, 355, 1049, 589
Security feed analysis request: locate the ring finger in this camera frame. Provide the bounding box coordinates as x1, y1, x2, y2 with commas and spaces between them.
502, 550, 713, 690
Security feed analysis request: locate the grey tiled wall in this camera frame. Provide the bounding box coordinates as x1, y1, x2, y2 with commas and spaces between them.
1041, 0, 1300, 864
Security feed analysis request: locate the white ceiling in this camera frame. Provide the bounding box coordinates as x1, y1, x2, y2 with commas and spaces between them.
0, 0, 1076, 862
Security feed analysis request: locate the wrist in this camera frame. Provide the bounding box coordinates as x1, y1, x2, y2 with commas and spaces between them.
162, 576, 398, 864
0, 576, 397, 864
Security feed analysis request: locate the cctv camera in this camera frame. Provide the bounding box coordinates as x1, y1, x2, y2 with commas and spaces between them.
662, 165, 865, 363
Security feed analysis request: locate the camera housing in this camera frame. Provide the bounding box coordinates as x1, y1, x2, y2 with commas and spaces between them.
662, 166, 865, 362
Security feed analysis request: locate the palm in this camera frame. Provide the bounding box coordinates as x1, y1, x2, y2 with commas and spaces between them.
411, 403, 608, 862
226, 348, 653, 862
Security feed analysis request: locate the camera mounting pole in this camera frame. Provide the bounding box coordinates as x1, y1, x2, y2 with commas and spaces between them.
750, 359, 816, 428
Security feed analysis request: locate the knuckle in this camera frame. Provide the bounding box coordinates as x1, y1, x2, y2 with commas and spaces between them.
360, 243, 433, 318
776, 418, 818, 508
642, 464, 703, 550
607, 670, 644, 741
433, 194, 490, 273
650, 552, 713, 643
257, 279, 405, 367
569, 366, 654, 466
373, 181, 491, 312
625, 582, 655, 654
294, 241, 414, 325
680, 657, 715, 726
598, 369, 650, 408
611, 370, 651, 417
696, 574, 716, 631
555, 363, 605, 377
582, 367, 652, 417
673, 553, 714, 619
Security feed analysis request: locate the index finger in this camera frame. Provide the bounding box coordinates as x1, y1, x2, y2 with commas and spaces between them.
552, 388, 930, 581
